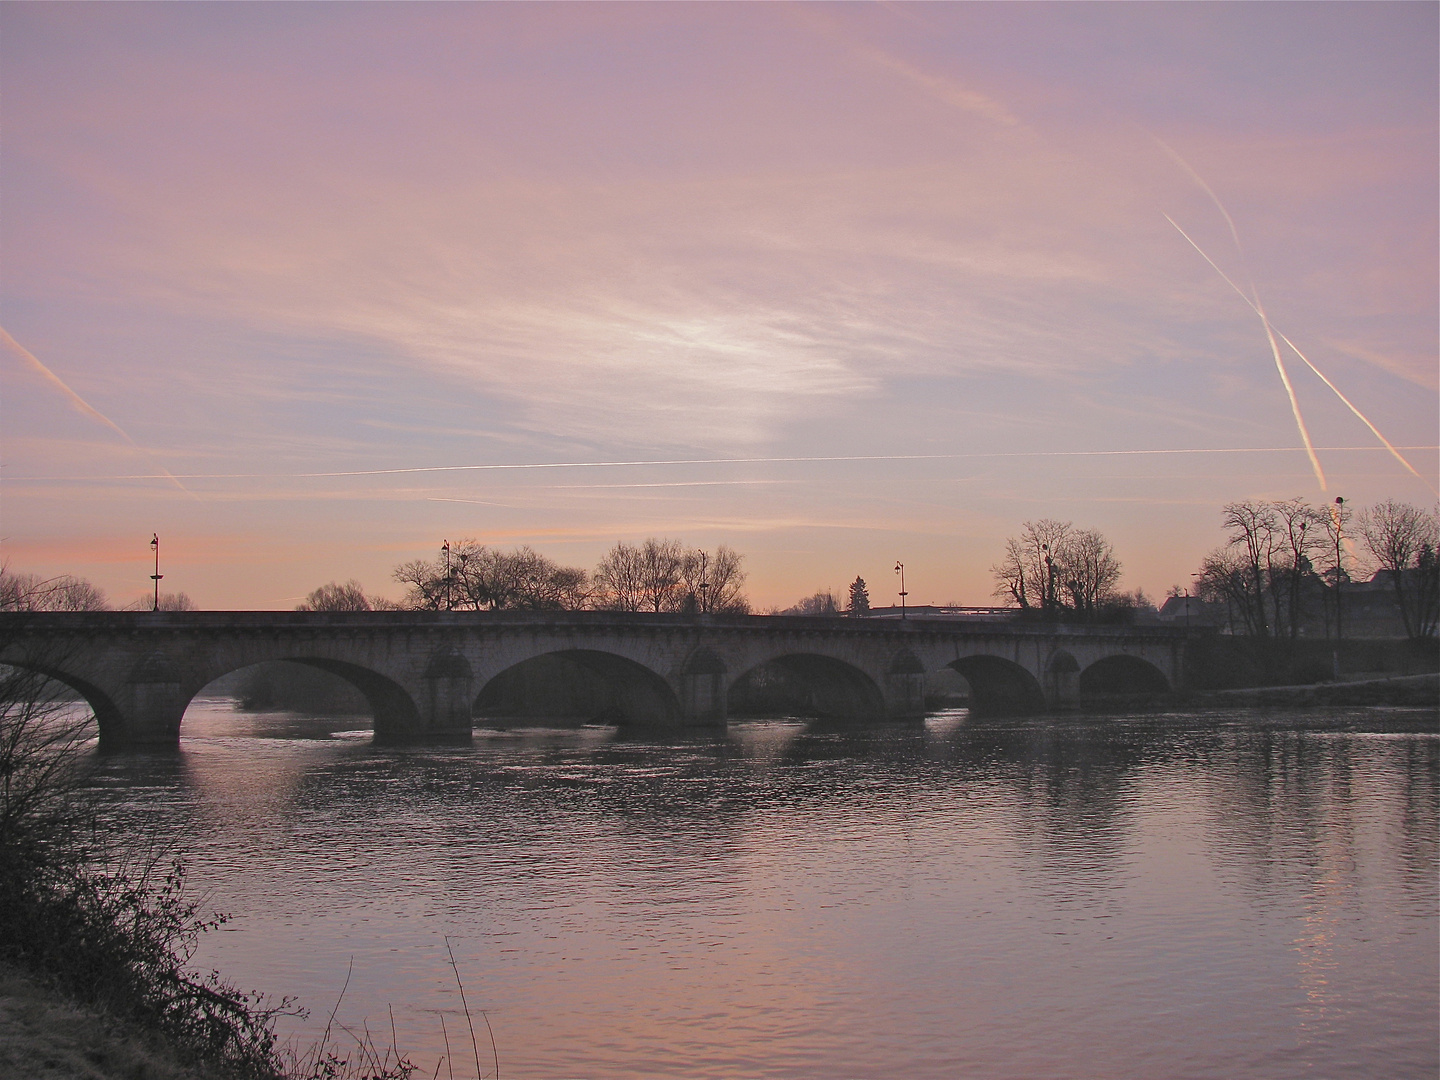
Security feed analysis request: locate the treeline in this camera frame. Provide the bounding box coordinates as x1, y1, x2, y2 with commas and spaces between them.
296, 538, 750, 615
1193, 497, 1438, 641
0, 566, 193, 612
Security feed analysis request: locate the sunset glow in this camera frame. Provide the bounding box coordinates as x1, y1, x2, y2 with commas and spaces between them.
3, 2, 1435, 609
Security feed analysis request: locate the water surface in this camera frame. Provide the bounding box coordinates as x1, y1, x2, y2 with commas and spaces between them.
88, 703, 1438, 1079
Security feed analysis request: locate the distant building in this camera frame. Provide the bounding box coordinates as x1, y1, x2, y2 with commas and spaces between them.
1156, 594, 1226, 628
1164, 573, 1418, 638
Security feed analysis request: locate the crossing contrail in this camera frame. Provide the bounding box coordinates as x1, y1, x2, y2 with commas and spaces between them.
1154, 139, 1330, 489
1269, 328, 1436, 497
1163, 215, 1326, 489
1163, 216, 1434, 497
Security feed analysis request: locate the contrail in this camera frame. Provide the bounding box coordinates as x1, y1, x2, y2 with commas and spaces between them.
1163, 216, 1326, 490
1, 325, 196, 497
1270, 328, 1436, 497
1163, 216, 1434, 496
1154, 142, 1330, 489
14, 445, 1436, 483
1150, 135, 1244, 254
1, 324, 133, 442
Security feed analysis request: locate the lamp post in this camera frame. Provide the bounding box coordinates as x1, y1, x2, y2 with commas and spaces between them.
895, 561, 907, 620
1333, 496, 1345, 679
150, 534, 163, 611
442, 540, 451, 611
698, 550, 710, 614
1042, 544, 1055, 619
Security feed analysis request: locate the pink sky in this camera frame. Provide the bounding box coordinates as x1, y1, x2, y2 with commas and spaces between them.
2, 2, 1435, 610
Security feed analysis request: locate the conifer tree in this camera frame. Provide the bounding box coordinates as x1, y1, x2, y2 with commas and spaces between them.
848, 576, 870, 616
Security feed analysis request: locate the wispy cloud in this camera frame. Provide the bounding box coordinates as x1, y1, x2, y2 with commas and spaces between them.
2, 3, 1433, 607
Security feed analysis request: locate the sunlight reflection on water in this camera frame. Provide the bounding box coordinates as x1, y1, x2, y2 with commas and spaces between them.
84, 700, 1438, 1080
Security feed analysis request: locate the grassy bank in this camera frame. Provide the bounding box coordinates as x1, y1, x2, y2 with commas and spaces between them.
1192, 671, 1439, 708
0, 660, 414, 1080
0, 962, 210, 1080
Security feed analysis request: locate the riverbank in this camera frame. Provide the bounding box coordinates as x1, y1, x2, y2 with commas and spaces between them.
1192, 671, 1439, 708
0, 963, 206, 1080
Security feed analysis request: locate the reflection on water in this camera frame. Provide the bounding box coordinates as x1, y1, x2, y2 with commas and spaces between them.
85, 699, 1438, 1080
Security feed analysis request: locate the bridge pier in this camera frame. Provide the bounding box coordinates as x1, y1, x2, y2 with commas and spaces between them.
885, 648, 927, 719
117, 652, 189, 748
1045, 650, 1081, 710
679, 648, 728, 726
419, 646, 474, 739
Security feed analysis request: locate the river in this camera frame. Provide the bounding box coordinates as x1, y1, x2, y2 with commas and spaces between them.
85, 701, 1438, 1080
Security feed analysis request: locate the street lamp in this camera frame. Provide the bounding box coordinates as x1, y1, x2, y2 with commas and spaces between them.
1333, 496, 1345, 679
1042, 544, 1055, 618
441, 541, 454, 611
150, 534, 163, 611
895, 561, 907, 620
698, 550, 710, 614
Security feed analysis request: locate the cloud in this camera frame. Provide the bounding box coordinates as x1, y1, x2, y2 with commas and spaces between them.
1325, 339, 1439, 392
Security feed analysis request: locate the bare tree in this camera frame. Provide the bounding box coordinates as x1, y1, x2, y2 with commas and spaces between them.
1059, 528, 1122, 617
991, 520, 1122, 619
990, 519, 1073, 612
1360, 500, 1440, 639
1194, 544, 1258, 635
484, 546, 590, 610
1219, 501, 1283, 637
676, 545, 748, 613
635, 538, 684, 613
393, 558, 447, 609
0, 567, 109, 611
1314, 497, 1355, 637
296, 580, 371, 611
991, 535, 1032, 610
1272, 497, 1323, 640
784, 591, 841, 616
395, 541, 588, 611
593, 541, 646, 611
119, 591, 195, 612
595, 540, 748, 614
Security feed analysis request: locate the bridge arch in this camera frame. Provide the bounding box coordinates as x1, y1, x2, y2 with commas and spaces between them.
1079, 655, 1169, 700
0, 656, 115, 741
948, 655, 1045, 715
194, 656, 423, 741
474, 649, 680, 727
728, 653, 885, 720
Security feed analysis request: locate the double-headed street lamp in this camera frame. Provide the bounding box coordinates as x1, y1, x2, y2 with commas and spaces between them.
895, 561, 907, 620
150, 534, 163, 611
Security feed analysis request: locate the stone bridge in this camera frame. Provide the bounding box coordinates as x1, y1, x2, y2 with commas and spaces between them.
0, 611, 1202, 747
